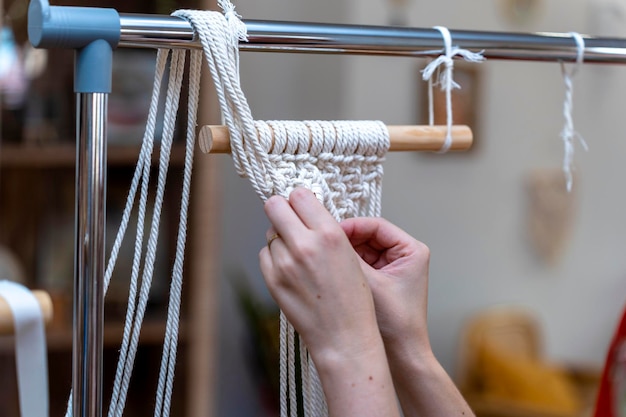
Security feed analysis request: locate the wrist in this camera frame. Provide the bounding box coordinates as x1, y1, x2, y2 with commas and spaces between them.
312, 330, 388, 379
312, 336, 401, 417
385, 336, 437, 380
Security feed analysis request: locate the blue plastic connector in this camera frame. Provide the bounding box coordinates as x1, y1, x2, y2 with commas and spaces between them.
28, 0, 120, 49
28, 0, 121, 93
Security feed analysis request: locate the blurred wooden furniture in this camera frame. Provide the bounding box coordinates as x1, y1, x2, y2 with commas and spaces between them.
457, 306, 601, 417
0, 0, 221, 416
0, 289, 52, 334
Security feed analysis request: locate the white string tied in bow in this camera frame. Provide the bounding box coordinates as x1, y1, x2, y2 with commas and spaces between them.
422, 26, 485, 153
560, 32, 588, 192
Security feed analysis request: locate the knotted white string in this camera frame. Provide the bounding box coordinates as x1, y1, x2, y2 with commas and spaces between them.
62, 4, 388, 417
175, 6, 389, 417
560, 32, 588, 192
422, 26, 484, 152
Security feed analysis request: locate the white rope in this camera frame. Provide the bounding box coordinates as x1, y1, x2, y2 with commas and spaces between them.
422, 26, 484, 153
71, 4, 389, 417
106, 48, 173, 417
288, 321, 298, 417
173, 8, 389, 416
560, 32, 588, 192
153, 48, 202, 417
63, 47, 173, 417
110, 47, 187, 417
279, 311, 289, 417
65, 30, 198, 417
299, 338, 311, 417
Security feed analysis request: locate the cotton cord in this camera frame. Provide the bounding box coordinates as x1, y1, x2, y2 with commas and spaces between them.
68, 3, 389, 417
560, 32, 588, 192
279, 311, 288, 417
64, 21, 200, 417
106, 48, 177, 417
174, 6, 389, 417
110, 47, 188, 417
153, 48, 202, 417
422, 26, 484, 152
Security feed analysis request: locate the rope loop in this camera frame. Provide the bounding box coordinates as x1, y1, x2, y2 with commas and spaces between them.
422, 26, 484, 153
97, 6, 392, 417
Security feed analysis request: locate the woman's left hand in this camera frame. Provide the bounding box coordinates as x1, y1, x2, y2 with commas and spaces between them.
259, 187, 381, 363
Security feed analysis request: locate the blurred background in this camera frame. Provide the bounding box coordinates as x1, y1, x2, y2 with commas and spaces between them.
1, 0, 625, 416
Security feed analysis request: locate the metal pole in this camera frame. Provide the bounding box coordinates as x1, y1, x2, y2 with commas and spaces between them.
119, 14, 626, 64
73, 92, 107, 417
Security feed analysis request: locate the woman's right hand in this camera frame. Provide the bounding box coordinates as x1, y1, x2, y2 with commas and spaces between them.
340, 217, 433, 362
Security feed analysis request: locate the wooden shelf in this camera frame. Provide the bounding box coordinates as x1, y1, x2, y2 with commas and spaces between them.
0, 143, 188, 168
0, 320, 187, 352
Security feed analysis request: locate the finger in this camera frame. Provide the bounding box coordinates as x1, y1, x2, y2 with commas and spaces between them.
265, 228, 281, 248
353, 244, 386, 266
341, 217, 404, 250
264, 227, 290, 263
288, 187, 338, 230
264, 194, 309, 246
259, 246, 278, 291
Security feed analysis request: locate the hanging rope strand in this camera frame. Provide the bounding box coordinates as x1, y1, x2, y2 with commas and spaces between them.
111, 48, 188, 417
560, 32, 588, 192
422, 26, 484, 153
108, 48, 173, 417
91, 3, 392, 417
153, 47, 203, 417
64, 47, 173, 417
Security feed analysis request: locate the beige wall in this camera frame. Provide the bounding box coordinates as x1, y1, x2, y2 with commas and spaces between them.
216, 0, 626, 414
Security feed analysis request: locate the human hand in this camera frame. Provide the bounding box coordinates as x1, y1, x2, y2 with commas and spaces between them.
340, 217, 433, 362
258, 188, 383, 364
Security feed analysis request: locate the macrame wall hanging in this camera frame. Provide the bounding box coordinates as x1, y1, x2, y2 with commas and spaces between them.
58, 2, 389, 417
175, 5, 390, 416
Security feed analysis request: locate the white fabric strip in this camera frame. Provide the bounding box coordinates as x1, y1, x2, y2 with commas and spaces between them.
0, 280, 49, 417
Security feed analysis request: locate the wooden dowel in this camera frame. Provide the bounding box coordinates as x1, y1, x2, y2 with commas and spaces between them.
0, 290, 53, 335
198, 124, 473, 154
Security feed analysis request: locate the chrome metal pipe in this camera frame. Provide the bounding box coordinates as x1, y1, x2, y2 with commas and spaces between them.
119, 13, 626, 63
74, 92, 107, 417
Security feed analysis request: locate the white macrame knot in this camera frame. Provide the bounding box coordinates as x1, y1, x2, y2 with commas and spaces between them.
254, 120, 388, 220
421, 47, 484, 88
218, 0, 248, 42
422, 26, 484, 153
172, 9, 390, 417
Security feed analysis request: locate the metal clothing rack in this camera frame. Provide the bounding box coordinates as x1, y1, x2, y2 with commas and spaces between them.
26, 1, 626, 416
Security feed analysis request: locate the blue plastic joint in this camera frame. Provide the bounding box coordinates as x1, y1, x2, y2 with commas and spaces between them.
28, 0, 120, 93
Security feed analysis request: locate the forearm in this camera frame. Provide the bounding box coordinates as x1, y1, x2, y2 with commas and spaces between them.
314, 340, 402, 417
388, 348, 474, 417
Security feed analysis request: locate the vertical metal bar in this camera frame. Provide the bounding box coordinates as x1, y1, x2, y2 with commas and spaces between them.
73, 92, 107, 417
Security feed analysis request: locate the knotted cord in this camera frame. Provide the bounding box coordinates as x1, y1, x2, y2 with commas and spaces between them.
175, 6, 389, 417
63, 3, 389, 417
422, 26, 484, 153
560, 32, 588, 192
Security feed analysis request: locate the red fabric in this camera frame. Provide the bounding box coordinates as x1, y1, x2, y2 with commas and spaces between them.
593, 304, 626, 417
